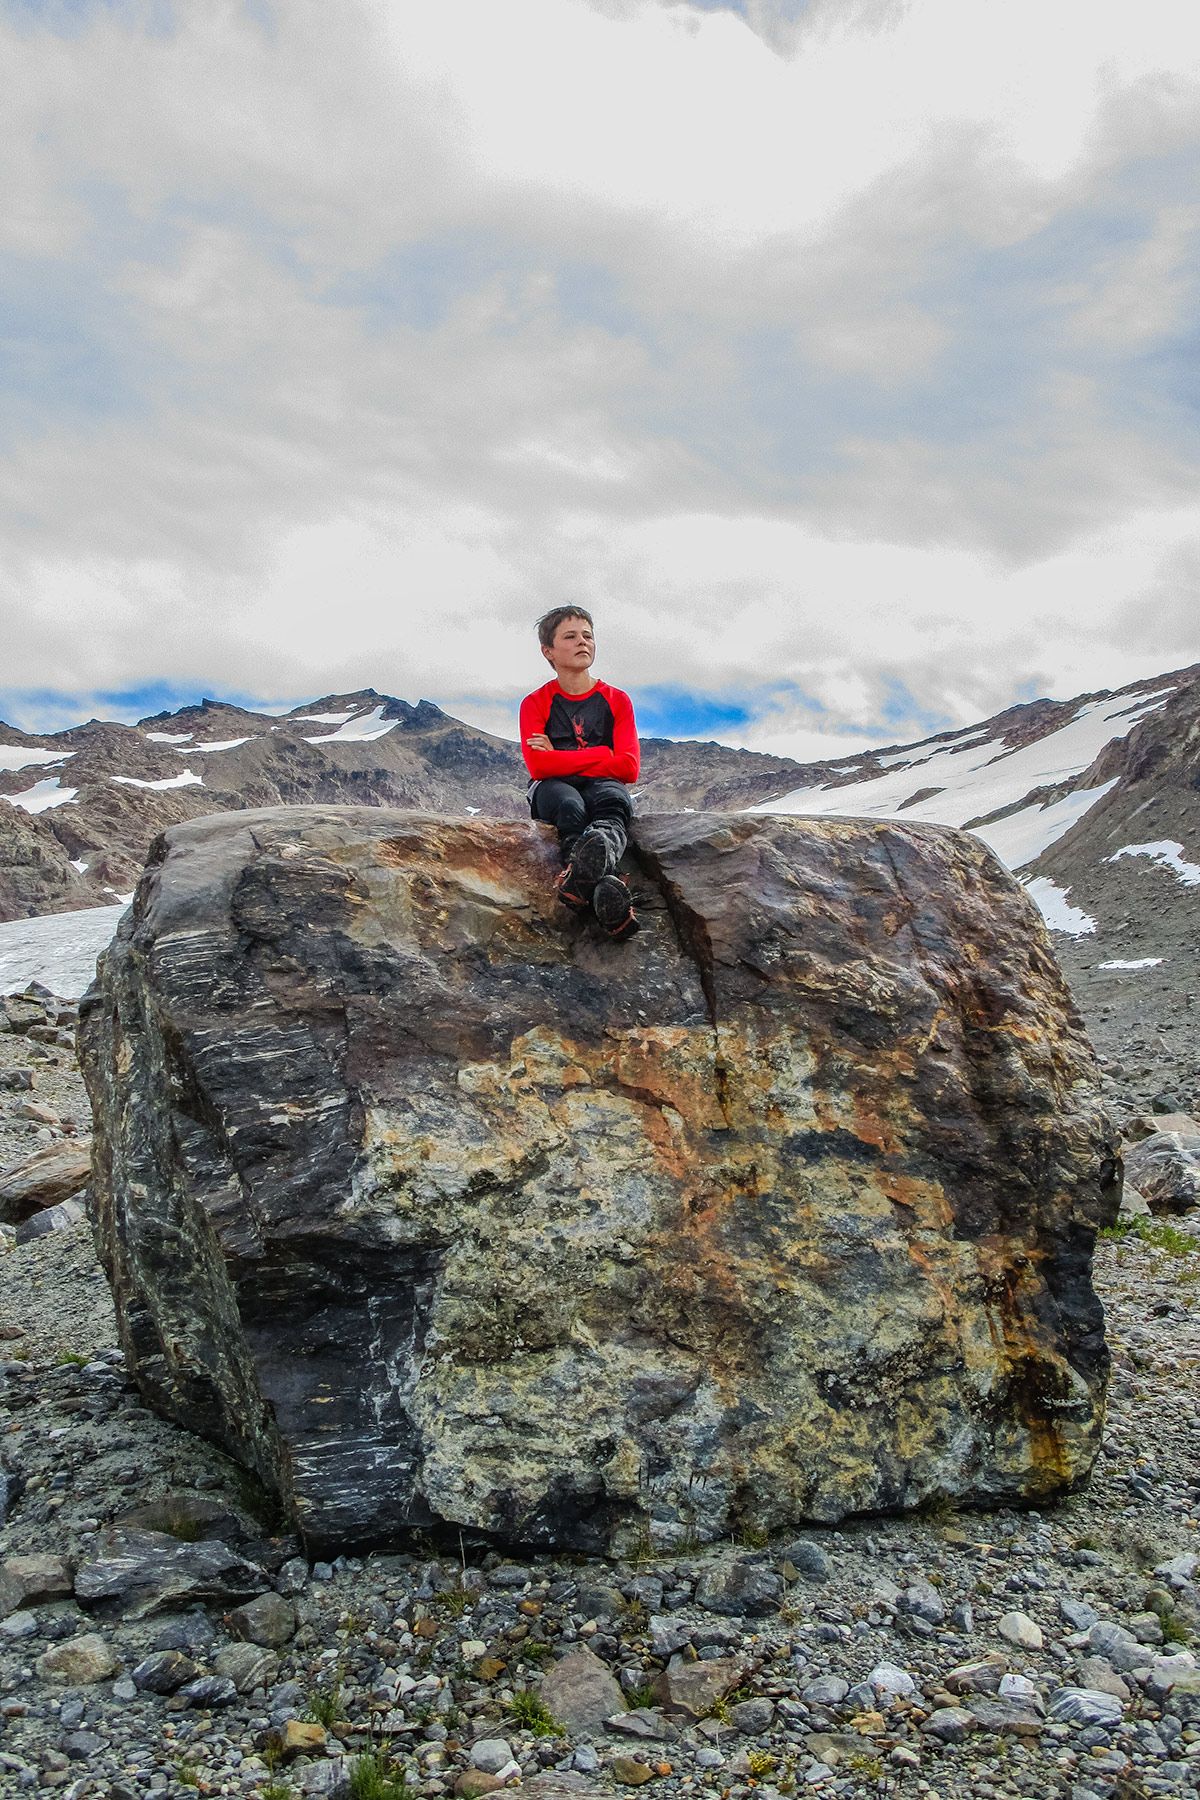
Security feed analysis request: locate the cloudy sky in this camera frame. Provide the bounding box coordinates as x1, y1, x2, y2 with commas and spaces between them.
4, 0, 1200, 758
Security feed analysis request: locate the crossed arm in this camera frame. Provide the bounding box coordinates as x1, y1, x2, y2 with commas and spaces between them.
519, 689, 640, 783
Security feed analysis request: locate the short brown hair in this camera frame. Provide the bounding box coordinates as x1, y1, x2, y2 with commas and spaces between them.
536, 606, 594, 648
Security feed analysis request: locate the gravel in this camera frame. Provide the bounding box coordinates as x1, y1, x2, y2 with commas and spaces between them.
1, 989, 1199, 1800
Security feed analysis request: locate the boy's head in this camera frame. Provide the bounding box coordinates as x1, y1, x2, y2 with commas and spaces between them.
536, 606, 595, 678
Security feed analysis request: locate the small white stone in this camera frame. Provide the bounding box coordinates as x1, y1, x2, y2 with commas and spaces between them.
470, 1738, 515, 1774
997, 1611, 1043, 1651
868, 1662, 917, 1700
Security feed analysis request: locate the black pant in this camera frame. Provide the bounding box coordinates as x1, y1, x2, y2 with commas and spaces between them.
530, 777, 632, 864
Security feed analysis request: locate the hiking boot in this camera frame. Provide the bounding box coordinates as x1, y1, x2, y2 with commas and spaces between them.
556, 828, 614, 911
554, 865, 590, 913
570, 828, 614, 888
592, 873, 639, 940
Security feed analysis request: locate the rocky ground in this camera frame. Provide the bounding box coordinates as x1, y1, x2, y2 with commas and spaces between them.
2, 994, 1200, 1800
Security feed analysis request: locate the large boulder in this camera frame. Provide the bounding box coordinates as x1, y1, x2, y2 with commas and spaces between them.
78, 807, 1119, 1554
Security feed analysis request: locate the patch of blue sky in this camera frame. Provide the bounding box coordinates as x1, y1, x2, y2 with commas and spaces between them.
324, 234, 644, 341
630, 682, 908, 747
0, 684, 306, 735
877, 677, 951, 742
2, 0, 176, 38
680, 0, 808, 17
0, 251, 155, 449
628, 681, 960, 755
630, 686, 756, 739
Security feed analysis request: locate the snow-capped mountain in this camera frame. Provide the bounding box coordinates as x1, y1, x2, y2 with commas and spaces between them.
750, 663, 1200, 959
0, 690, 819, 922
1, 664, 1197, 975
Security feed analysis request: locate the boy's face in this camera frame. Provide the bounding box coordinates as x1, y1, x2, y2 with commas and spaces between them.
543, 615, 595, 677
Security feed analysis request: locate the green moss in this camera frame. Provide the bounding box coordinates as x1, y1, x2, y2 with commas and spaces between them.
1100, 1215, 1197, 1256
507, 1689, 564, 1737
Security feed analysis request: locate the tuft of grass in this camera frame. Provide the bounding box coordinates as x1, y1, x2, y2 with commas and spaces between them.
436, 1583, 472, 1618
1100, 1215, 1197, 1256
846, 1752, 884, 1780
305, 1673, 344, 1729
506, 1689, 564, 1737
58, 1352, 88, 1368
625, 1682, 658, 1710
260, 1784, 294, 1800
175, 1760, 202, 1790
746, 1750, 776, 1778
349, 1748, 415, 1800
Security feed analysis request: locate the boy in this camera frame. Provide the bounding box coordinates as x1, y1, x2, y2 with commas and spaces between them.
520, 606, 641, 940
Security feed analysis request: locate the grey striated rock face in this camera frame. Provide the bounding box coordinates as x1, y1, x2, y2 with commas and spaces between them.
78, 807, 1119, 1555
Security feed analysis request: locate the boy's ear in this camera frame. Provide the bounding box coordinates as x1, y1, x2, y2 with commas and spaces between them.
540, 642, 556, 666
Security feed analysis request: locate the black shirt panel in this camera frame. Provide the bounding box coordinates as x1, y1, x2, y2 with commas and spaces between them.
545, 690, 616, 754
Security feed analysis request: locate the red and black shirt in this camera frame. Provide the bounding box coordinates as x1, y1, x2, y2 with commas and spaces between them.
518, 679, 640, 785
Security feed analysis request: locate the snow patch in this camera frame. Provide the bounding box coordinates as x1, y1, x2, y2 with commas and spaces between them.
1099, 958, 1164, 970
111, 770, 204, 790
874, 729, 991, 770
1022, 877, 1097, 936
972, 781, 1118, 869
0, 903, 127, 998
750, 691, 1166, 869
1108, 840, 1200, 887
70, 860, 88, 874
180, 737, 255, 754
3, 778, 79, 813
0, 745, 74, 773
303, 705, 398, 744
143, 730, 193, 744
291, 709, 359, 725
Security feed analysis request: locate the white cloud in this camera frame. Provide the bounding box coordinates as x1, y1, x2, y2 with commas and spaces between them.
2, 0, 1200, 746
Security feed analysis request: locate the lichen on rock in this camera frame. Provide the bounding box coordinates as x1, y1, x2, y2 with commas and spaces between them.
78, 806, 1119, 1554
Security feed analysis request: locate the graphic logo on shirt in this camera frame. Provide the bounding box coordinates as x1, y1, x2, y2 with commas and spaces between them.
571, 713, 588, 750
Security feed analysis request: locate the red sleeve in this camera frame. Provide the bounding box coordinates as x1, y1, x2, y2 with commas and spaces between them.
519, 682, 640, 782
606, 685, 640, 783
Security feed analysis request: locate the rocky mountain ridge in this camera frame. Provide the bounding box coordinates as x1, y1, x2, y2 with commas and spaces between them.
0, 692, 812, 924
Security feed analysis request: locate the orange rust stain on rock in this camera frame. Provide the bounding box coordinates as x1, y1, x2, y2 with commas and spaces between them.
978, 1260, 1078, 1488
372, 831, 540, 893
633, 1101, 690, 1182
884, 1173, 953, 1232
902, 1237, 963, 1339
